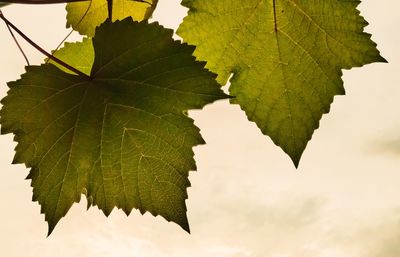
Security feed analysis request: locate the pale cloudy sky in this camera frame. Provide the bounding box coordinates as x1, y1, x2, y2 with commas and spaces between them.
0, 1, 399, 257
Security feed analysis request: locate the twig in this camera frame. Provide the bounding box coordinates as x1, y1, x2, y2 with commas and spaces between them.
46, 0, 94, 64
3, 15, 30, 65
0, 10, 90, 79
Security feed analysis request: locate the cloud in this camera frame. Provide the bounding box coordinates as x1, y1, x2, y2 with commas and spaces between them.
370, 135, 400, 156
363, 213, 400, 257
375, 235, 400, 257
380, 138, 400, 156
217, 197, 326, 231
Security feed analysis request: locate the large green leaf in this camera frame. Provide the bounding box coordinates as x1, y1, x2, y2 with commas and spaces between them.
0, 18, 227, 234
178, 0, 386, 166
66, 0, 158, 36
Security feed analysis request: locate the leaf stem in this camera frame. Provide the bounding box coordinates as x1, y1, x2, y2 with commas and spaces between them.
46, 0, 93, 64
4, 16, 30, 65
107, 0, 112, 20
0, 10, 91, 79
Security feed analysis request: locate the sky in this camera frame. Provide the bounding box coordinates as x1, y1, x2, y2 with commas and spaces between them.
0, 1, 399, 256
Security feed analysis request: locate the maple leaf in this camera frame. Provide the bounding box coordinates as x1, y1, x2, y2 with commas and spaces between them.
178, 0, 386, 166
66, 0, 158, 36
0, 18, 227, 234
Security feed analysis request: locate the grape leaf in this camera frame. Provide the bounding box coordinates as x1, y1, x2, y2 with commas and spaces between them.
49, 37, 94, 76
178, 0, 386, 166
0, 18, 227, 234
66, 0, 158, 36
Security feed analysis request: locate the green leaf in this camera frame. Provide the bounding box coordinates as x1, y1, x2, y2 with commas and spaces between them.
0, 18, 227, 234
66, 0, 158, 36
48, 37, 94, 76
178, 0, 386, 166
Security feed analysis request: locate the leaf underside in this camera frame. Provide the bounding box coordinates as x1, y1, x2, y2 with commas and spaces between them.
178, 0, 386, 166
0, 19, 227, 234
66, 0, 158, 36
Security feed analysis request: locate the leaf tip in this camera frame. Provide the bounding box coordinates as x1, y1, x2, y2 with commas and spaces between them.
46, 222, 56, 237
172, 211, 191, 234
180, 220, 191, 234
378, 55, 388, 64
101, 207, 114, 217
292, 159, 300, 169
288, 150, 303, 169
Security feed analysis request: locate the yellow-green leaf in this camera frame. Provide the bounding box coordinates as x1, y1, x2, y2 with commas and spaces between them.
48, 37, 94, 75
66, 0, 158, 36
178, 0, 386, 166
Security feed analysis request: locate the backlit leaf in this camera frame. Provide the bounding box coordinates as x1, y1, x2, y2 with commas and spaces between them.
48, 37, 93, 76
66, 0, 158, 36
178, 0, 386, 166
0, 18, 226, 234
